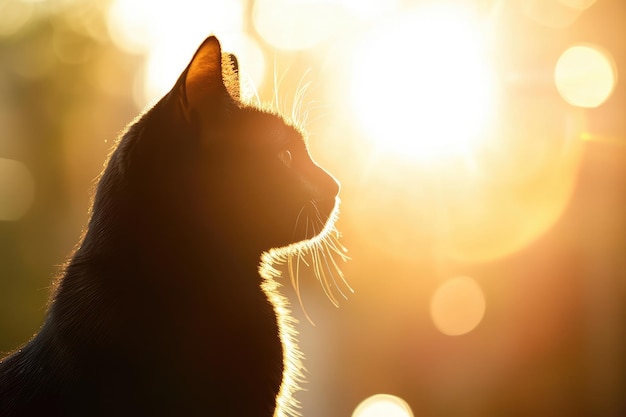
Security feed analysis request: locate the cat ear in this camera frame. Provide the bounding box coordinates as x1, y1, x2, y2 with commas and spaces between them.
178, 36, 241, 123
222, 53, 240, 102
183, 36, 225, 109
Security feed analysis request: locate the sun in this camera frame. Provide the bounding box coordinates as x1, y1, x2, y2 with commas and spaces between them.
350, 5, 495, 164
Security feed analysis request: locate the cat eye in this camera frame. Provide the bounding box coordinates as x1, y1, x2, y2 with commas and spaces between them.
278, 150, 292, 168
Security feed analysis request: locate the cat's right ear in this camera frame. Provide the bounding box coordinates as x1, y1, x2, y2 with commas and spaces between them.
223, 53, 240, 102
178, 36, 229, 122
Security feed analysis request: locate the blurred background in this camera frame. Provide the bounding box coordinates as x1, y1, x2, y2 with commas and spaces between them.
0, 0, 624, 415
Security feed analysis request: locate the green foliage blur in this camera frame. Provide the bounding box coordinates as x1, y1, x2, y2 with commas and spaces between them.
0, 0, 141, 351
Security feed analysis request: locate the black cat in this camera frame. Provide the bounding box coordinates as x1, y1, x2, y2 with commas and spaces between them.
0, 36, 341, 416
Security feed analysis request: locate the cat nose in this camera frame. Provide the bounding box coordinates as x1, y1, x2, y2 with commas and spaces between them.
313, 164, 340, 201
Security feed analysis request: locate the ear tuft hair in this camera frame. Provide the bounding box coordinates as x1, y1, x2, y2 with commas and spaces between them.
222, 52, 240, 102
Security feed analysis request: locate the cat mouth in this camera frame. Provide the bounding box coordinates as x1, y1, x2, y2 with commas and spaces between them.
313, 197, 338, 222
291, 197, 338, 243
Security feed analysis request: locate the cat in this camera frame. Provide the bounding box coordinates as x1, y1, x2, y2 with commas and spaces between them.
0, 35, 342, 416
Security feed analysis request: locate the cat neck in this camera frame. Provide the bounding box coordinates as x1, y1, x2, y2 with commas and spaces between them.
74, 205, 271, 296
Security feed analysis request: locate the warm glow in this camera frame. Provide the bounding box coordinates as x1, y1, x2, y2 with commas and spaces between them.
106, 0, 254, 105
0, 0, 33, 37
520, 0, 583, 28
349, 5, 495, 163
0, 1, 624, 416
430, 89, 587, 262
352, 394, 414, 417
253, 0, 342, 51
0, 158, 35, 221
558, 0, 598, 11
555, 45, 617, 108
339, 0, 402, 21
430, 277, 486, 336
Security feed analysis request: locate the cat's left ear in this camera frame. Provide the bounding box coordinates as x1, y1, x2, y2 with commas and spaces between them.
178, 36, 239, 121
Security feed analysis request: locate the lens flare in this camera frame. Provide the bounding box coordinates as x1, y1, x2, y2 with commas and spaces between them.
352, 394, 414, 417
555, 44, 617, 108
430, 276, 486, 336
440, 98, 586, 262
349, 5, 495, 164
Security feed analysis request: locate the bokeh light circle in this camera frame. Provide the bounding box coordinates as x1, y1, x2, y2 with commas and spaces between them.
430, 276, 486, 336
352, 394, 414, 417
439, 96, 587, 263
555, 44, 617, 108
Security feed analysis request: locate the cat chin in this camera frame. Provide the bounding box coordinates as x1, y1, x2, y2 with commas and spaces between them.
285, 197, 338, 245
313, 196, 339, 223
263, 195, 349, 323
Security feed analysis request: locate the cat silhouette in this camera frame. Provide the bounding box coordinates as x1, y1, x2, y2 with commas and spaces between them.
0, 36, 341, 417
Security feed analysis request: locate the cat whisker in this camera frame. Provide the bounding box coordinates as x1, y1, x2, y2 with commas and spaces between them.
272, 56, 291, 116
291, 69, 313, 130
296, 101, 326, 137
309, 202, 353, 296
284, 199, 350, 324
316, 250, 341, 307
318, 239, 349, 302
312, 220, 349, 303
322, 228, 350, 262
310, 223, 340, 308
291, 204, 309, 243
322, 237, 353, 296
240, 70, 261, 107
287, 245, 314, 326
304, 212, 311, 241
310, 204, 350, 262
312, 216, 345, 307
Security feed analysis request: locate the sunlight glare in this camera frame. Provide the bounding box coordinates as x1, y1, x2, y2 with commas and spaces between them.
143, 33, 265, 105
339, 0, 402, 21
430, 276, 486, 336
107, 0, 151, 54
107, 0, 245, 105
0, 158, 35, 221
352, 394, 414, 417
555, 45, 617, 108
349, 5, 494, 164
253, 0, 342, 51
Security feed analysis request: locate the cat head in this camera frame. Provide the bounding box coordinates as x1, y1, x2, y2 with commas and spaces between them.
109, 36, 340, 257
